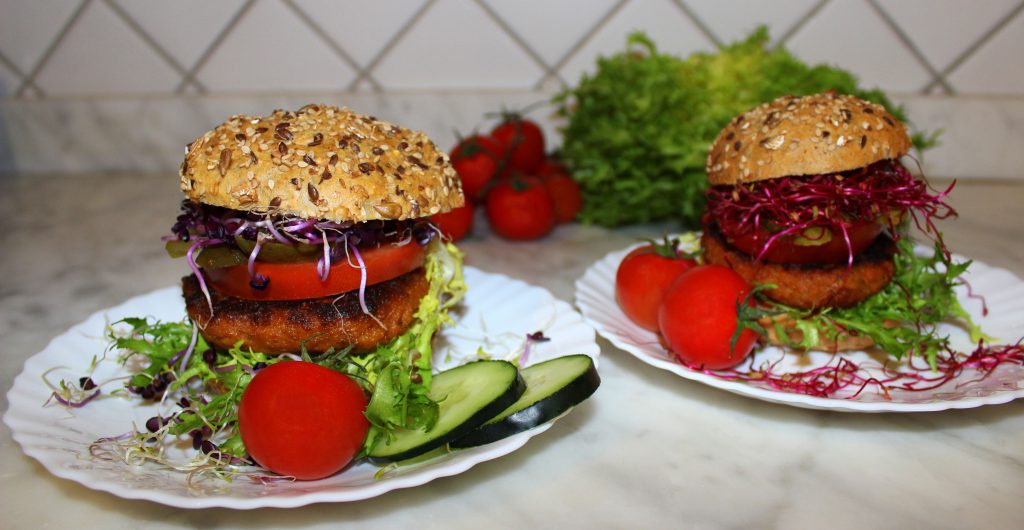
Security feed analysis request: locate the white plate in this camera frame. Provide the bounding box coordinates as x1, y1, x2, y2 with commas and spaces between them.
575, 238, 1024, 412
4, 267, 599, 509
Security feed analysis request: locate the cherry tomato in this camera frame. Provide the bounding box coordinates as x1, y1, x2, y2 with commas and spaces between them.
485, 176, 555, 240
726, 221, 882, 264
542, 172, 583, 224
491, 116, 545, 173
431, 203, 474, 242
658, 265, 759, 370
536, 158, 567, 179
450, 135, 503, 203
204, 242, 426, 301
238, 361, 369, 480
615, 239, 697, 331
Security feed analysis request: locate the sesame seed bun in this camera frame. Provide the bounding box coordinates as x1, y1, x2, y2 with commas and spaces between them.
179, 104, 463, 223
757, 313, 878, 353
705, 93, 912, 186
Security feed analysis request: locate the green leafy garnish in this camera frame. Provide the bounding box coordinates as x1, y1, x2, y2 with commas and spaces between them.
766, 239, 982, 369
554, 28, 937, 228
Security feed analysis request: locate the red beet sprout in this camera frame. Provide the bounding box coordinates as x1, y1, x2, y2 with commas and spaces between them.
695, 340, 1024, 399
706, 160, 957, 263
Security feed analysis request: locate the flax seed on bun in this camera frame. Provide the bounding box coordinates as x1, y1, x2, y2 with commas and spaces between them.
179, 104, 463, 223
706, 92, 912, 186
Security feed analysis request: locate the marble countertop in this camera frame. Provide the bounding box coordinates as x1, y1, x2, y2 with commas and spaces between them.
2, 173, 1023, 529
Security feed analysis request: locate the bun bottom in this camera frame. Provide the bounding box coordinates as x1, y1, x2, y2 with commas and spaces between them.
701, 226, 896, 310
756, 313, 879, 353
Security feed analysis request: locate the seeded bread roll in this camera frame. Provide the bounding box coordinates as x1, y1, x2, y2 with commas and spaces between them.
706, 93, 912, 186
179, 104, 463, 222
757, 313, 877, 352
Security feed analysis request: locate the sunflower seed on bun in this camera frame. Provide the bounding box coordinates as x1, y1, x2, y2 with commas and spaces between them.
179, 104, 463, 223
706, 92, 912, 186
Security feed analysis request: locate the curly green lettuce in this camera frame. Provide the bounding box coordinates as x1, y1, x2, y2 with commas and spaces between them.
554, 28, 939, 227
765, 239, 984, 369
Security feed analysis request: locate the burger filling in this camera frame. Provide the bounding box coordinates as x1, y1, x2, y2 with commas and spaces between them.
166, 201, 438, 305
704, 159, 955, 266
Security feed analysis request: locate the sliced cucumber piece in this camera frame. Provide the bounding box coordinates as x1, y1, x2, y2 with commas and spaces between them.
451, 354, 600, 449
367, 360, 525, 463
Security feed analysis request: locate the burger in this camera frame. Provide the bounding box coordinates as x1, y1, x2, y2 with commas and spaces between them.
701, 92, 958, 353
166, 104, 467, 434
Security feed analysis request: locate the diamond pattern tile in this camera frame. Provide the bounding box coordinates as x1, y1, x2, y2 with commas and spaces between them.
785, 0, 933, 92
559, 0, 715, 86
484, 0, 619, 67
0, 0, 81, 75
194, 0, 358, 92
685, 0, 821, 46
372, 0, 544, 89
0, 0, 1023, 97
295, 0, 429, 68
33, 0, 182, 95
946, 6, 1024, 94
114, 0, 246, 74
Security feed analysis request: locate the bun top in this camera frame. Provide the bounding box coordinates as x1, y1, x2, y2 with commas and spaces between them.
706, 93, 911, 186
179, 104, 463, 223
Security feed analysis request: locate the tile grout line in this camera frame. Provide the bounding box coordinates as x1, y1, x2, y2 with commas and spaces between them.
353, 0, 437, 92
103, 0, 205, 94
538, 0, 630, 90
14, 0, 93, 98
923, 0, 1024, 93
474, 0, 557, 87
0, 48, 42, 97
772, 0, 830, 51
866, 0, 953, 95
671, 0, 722, 47
280, 0, 378, 92
173, 0, 256, 94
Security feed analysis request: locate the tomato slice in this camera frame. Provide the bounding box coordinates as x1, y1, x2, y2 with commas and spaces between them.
204, 242, 427, 301
728, 222, 882, 264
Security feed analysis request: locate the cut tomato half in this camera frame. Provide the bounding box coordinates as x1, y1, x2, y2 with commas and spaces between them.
204, 242, 427, 301
728, 222, 883, 265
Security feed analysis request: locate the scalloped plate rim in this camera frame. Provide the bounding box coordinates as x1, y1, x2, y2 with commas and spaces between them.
575, 236, 1024, 413
4, 267, 599, 509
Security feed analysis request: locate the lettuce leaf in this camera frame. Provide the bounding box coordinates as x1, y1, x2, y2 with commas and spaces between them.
768, 239, 981, 369
358, 239, 467, 453
554, 28, 938, 228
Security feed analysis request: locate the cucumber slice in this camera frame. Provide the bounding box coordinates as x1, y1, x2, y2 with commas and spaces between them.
367, 360, 525, 463
451, 354, 600, 449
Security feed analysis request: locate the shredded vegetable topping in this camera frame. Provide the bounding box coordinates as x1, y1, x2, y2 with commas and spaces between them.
706, 160, 956, 262
167, 200, 434, 284
696, 341, 1024, 399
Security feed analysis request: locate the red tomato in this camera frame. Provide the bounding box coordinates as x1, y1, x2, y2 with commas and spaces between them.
542, 172, 583, 224
204, 242, 426, 301
658, 265, 759, 370
536, 158, 567, 179
238, 361, 369, 480
615, 240, 697, 331
431, 203, 474, 242
727, 221, 882, 264
485, 177, 555, 240
491, 116, 545, 173
450, 135, 503, 203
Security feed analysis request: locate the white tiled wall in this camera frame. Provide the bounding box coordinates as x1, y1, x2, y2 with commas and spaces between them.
1, 0, 1023, 177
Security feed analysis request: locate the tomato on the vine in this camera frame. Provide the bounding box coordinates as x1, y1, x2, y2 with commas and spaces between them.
450, 135, 503, 203
542, 172, 583, 224
238, 361, 369, 480
491, 115, 545, 174
431, 203, 474, 242
485, 176, 555, 240
615, 237, 697, 331
658, 265, 761, 370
